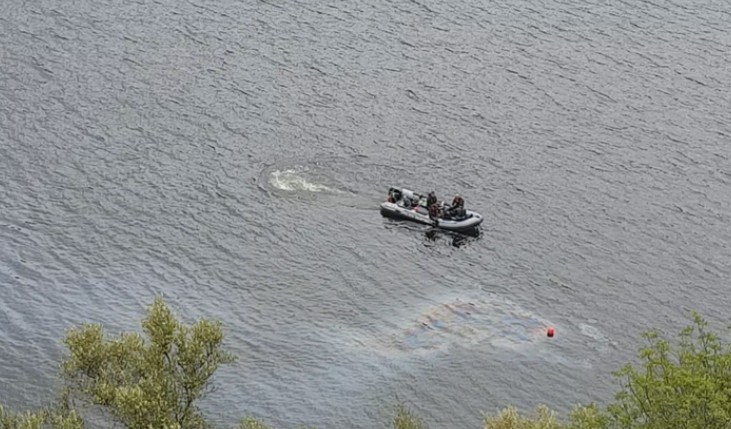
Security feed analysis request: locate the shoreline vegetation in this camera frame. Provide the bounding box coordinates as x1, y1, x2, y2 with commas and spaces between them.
2, 298, 730, 429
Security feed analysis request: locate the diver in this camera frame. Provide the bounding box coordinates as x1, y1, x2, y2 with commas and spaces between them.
426, 191, 438, 207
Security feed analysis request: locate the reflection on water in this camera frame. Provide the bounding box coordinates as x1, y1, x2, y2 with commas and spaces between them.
424, 227, 481, 247
382, 219, 482, 247
360, 293, 550, 357
2, 0, 729, 425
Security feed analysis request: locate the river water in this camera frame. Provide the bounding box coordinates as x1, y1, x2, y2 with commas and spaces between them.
1, 0, 730, 428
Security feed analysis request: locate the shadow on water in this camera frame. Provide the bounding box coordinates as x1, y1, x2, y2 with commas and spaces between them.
424, 227, 481, 248
383, 218, 482, 248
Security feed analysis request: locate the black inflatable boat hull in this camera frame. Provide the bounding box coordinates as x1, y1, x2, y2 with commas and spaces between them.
380, 188, 483, 232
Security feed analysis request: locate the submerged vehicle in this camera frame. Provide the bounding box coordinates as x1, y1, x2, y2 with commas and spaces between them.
380, 187, 483, 233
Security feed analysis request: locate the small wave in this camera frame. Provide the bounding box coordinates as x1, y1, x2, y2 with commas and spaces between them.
578, 322, 614, 353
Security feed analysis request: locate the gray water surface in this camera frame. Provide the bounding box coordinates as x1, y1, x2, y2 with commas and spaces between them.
2, 0, 730, 428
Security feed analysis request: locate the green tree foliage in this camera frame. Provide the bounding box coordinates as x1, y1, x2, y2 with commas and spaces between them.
481, 404, 607, 429
61, 297, 235, 429
608, 312, 731, 429
0, 405, 82, 429
483, 405, 564, 429
4, 302, 731, 429
0, 407, 45, 429
392, 403, 426, 429
566, 404, 608, 429
236, 417, 275, 429
479, 313, 731, 429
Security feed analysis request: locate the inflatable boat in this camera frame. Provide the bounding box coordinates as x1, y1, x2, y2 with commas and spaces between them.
380, 187, 484, 233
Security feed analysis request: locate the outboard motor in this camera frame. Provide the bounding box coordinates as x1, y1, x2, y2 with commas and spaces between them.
387, 187, 401, 203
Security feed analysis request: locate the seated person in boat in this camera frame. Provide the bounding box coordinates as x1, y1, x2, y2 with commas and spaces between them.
444, 194, 466, 219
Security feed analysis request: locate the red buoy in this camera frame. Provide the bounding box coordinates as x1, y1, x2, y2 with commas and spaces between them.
547, 327, 555, 338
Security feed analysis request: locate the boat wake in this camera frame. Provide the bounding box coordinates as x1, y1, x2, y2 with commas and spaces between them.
257, 163, 383, 211
267, 167, 344, 194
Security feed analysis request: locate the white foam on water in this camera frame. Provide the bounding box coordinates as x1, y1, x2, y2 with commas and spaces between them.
268, 169, 341, 193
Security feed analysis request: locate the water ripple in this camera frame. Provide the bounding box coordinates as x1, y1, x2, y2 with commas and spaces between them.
2, 0, 731, 427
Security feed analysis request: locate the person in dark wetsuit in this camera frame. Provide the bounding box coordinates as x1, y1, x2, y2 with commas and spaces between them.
426, 191, 437, 207
425, 191, 439, 219
447, 194, 466, 219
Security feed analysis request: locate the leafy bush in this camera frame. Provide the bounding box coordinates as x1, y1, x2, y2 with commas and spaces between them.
608, 312, 731, 429
61, 297, 235, 429
2, 301, 730, 429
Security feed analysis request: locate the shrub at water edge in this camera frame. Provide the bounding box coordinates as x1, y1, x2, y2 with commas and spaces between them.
2, 299, 730, 429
